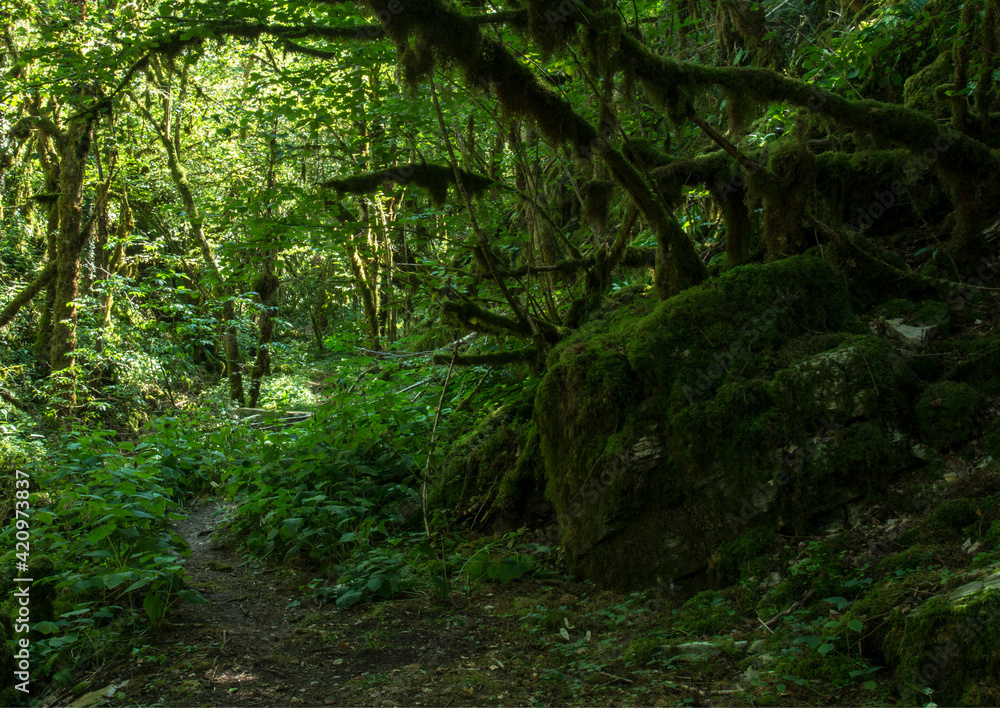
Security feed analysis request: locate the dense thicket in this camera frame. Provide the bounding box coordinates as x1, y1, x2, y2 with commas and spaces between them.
1, 0, 997, 413
2, 1, 1000, 704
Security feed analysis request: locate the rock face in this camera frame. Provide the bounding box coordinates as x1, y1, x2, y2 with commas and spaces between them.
536, 257, 918, 590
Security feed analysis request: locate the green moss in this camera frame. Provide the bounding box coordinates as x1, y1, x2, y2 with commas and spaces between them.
713, 526, 777, 586
903, 51, 953, 120
774, 332, 850, 368
628, 257, 854, 402
619, 636, 661, 667
431, 383, 543, 520
320, 163, 492, 206
672, 590, 738, 637
494, 423, 543, 511
915, 381, 983, 450
944, 331, 1000, 395
889, 589, 1000, 705
537, 257, 928, 589
929, 497, 982, 534
878, 547, 934, 575
828, 421, 901, 486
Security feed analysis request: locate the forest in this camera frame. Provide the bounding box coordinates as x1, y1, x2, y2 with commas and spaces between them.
2, 0, 1000, 705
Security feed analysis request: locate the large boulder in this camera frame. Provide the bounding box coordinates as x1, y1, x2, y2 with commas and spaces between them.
537, 256, 918, 589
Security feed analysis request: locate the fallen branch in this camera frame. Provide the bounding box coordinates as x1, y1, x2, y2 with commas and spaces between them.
431, 348, 539, 367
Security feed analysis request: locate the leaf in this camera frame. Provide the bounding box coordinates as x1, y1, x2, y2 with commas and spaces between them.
104, 572, 134, 589
34, 621, 60, 634
817, 643, 835, 655
143, 593, 166, 623
125, 577, 153, 592
848, 619, 863, 632
177, 589, 207, 604
336, 589, 364, 608
497, 556, 534, 583
822, 596, 851, 611
87, 524, 116, 545
559, 627, 570, 641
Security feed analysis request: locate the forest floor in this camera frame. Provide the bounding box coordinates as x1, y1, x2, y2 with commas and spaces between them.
62, 500, 751, 708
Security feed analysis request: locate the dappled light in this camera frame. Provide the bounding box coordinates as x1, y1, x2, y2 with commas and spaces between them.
2, 0, 1000, 706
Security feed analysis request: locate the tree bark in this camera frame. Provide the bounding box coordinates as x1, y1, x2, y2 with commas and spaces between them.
49, 118, 94, 388
0, 261, 56, 330
248, 271, 280, 408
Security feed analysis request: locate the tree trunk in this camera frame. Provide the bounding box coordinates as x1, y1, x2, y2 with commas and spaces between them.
34, 134, 61, 365
49, 118, 93, 391
248, 271, 280, 408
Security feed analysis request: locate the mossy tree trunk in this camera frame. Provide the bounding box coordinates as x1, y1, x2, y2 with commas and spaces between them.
33, 132, 61, 366
49, 117, 94, 393
348, 73, 384, 350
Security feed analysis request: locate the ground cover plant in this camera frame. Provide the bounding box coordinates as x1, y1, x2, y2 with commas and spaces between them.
2, 0, 1000, 705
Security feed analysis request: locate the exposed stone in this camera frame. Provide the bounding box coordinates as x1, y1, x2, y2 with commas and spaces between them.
664, 641, 723, 661
883, 317, 938, 346
537, 256, 918, 590
948, 569, 1000, 603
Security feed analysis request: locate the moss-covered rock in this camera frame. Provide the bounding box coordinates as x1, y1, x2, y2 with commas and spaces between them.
537, 256, 919, 590
882, 566, 1000, 706
915, 381, 982, 451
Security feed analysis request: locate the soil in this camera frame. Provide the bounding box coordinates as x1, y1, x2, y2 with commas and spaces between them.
55, 501, 738, 707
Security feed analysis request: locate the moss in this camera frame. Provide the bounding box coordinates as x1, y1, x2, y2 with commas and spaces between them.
903, 51, 953, 120
774, 332, 850, 368
619, 636, 661, 667
928, 497, 983, 534
712, 526, 777, 586
769, 335, 914, 426
825, 234, 919, 309
887, 589, 1000, 705
494, 423, 544, 512
943, 331, 1000, 395
431, 384, 543, 523
627, 257, 854, 402
877, 547, 934, 575
915, 381, 983, 450
672, 590, 738, 637
537, 257, 920, 590
320, 163, 493, 206
581, 179, 613, 231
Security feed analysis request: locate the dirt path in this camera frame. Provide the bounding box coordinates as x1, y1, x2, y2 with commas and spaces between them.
68, 501, 732, 707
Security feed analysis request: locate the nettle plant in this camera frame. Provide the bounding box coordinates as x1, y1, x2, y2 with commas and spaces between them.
1, 424, 217, 684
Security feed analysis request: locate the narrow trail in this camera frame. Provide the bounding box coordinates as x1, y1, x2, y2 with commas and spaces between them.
74, 502, 569, 707
69, 500, 734, 707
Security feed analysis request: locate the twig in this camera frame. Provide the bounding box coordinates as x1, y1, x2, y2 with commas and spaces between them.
399, 377, 433, 394
758, 589, 815, 631
422, 346, 459, 537
599, 670, 634, 683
